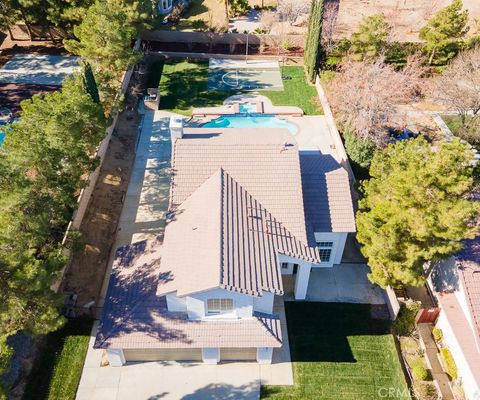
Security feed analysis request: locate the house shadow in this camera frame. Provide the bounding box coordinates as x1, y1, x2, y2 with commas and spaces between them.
285, 302, 391, 363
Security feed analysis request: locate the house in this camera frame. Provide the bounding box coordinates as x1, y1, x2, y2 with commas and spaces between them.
430, 191, 480, 400
95, 120, 356, 366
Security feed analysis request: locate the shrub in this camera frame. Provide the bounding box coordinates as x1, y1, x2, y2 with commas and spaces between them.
414, 382, 439, 400
440, 348, 458, 379
282, 38, 294, 51
412, 365, 429, 381
191, 19, 207, 31
343, 127, 376, 179
432, 327, 443, 342
393, 300, 421, 336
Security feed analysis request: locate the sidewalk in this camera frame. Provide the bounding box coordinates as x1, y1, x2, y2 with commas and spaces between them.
417, 323, 454, 400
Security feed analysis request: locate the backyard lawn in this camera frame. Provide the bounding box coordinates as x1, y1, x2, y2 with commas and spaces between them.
159, 60, 232, 115
158, 60, 322, 115
23, 319, 92, 400
262, 66, 322, 115
261, 303, 409, 400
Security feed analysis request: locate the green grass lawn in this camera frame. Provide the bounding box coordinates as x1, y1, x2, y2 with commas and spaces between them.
158, 60, 322, 116
23, 319, 92, 400
262, 66, 323, 115
261, 303, 409, 400
159, 60, 233, 115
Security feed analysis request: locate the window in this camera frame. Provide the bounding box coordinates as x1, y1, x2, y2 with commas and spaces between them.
281, 262, 288, 269
207, 298, 233, 314
316, 241, 334, 262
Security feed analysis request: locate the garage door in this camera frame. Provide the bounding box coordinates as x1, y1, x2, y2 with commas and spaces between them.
220, 348, 257, 361
124, 348, 202, 362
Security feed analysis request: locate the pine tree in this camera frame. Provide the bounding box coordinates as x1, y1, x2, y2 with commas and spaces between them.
304, 0, 324, 83
419, 0, 469, 65
0, 76, 107, 397
64, 1, 141, 113
357, 137, 479, 288
350, 14, 391, 60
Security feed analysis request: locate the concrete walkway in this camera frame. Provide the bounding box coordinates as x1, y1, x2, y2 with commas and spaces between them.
306, 264, 386, 304
417, 323, 454, 400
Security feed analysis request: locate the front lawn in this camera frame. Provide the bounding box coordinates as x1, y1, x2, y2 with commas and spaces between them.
158, 60, 322, 116
261, 303, 409, 400
262, 66, 323, 115
23, 319, 92, 400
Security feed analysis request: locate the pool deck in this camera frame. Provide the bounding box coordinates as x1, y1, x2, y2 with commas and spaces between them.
192, 95, 343, 163
192, 95, 303, 118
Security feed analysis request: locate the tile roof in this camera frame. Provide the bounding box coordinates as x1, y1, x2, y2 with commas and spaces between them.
94, 239, 282, 349
300, 153, 356, 235
170, 128, 308, 243
157, 168, 320, 298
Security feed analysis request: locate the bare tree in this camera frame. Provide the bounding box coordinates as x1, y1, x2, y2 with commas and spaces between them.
276, 0, 310, 23
429, 46, 480, 123
328, 56, 425, 145
260, 10, 275, 33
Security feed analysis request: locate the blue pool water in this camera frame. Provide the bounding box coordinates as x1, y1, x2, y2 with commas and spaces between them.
203, 115, 297, 135
238, 103, 257, 113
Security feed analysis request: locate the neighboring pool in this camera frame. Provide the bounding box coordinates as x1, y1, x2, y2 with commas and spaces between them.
203, 115, 298, 135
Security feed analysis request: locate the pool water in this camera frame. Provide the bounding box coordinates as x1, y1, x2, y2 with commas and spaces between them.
203, 115, 297, 135
238, 103, 257, 113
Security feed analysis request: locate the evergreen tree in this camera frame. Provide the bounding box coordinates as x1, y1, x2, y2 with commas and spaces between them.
0, 76, 106, 397
357, 137, 479, 288
304, 0, 324, 83
419, 0, 469, 65
64, 0, 141, 113
350, 14, 391, 60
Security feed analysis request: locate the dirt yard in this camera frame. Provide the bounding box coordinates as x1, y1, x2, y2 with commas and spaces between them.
333, 0, 480, 42
61, 103, 140, 316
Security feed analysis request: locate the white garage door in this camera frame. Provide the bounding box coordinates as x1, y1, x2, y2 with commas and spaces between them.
124, 348, 202, 362
220, 348, 257, 361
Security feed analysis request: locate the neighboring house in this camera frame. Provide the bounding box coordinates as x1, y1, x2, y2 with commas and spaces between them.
95, 119, 356, 366
430, 193, 480, 400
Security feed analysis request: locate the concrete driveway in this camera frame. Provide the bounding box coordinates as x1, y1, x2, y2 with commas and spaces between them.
306, 264, 386, 304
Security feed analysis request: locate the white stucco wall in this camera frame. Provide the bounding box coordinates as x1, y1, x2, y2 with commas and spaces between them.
166, 292, 187, 312
106, 349, 126, 367
202, 348, 220, 364
186, 288, 254, 320
313, 232, 348, 267
256, 347, 274, 364
253, 291, 274, 314
436, 312, 480, 400
294, 260, 311, 300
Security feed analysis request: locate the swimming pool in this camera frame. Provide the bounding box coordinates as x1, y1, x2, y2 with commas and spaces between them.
238, 103, 257, 113
203, 115, 298, 135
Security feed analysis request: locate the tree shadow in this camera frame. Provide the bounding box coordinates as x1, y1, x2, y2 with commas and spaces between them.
181, 380, 260, 400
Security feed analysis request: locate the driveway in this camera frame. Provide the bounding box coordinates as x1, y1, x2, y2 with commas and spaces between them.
306, 264, 386, 304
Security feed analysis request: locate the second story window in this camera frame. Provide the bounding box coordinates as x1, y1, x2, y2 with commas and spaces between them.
207, 298, 234, 314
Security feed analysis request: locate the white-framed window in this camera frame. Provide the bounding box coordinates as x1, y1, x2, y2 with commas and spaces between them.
316, 241, 334, 262
281, 262, 288, 269
207, 298, 234, 314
